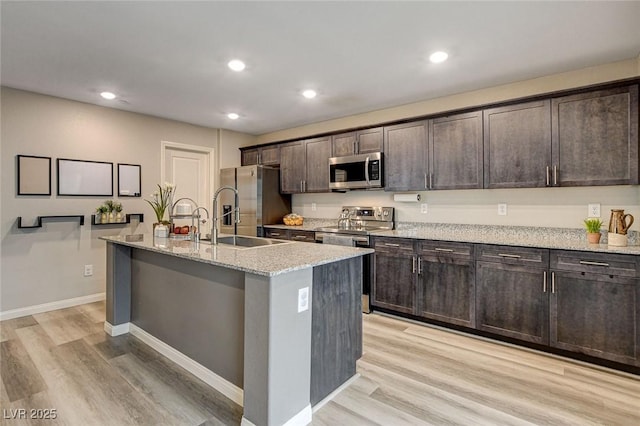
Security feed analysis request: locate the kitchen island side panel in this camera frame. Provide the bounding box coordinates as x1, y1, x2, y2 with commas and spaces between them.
130, 248, 245, 388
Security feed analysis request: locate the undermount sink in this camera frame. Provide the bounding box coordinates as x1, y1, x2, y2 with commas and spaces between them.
204, 235, 288, 248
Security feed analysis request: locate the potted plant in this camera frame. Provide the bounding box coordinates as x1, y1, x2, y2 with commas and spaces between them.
146, 183, 175, 225
114, 201, 124, 222
104, 199, 116, 222
584, 218, 603, 244
96, 205, 108, 224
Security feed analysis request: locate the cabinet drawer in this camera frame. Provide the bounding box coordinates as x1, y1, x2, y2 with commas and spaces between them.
477, 244, 548, 266
264, 228, 289, 240
373, 237, 414, 253
551, 250, 640, 277
290, 230, 316, 243
418, 240, 474, 259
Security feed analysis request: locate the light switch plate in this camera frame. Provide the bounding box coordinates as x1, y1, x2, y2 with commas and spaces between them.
420, 203, 428, 214
498, 203, 508, 216
84, 264, 93, 277
311, 203, 317, 211
588, 203, 601, 217
298, 287, 309, 313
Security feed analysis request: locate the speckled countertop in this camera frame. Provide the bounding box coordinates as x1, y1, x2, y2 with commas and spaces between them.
267, 219, 640, 255
101, 233, 372, 277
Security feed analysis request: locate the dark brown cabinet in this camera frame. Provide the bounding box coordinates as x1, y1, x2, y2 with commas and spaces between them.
383, 121, 429, 191
475, 245, 550, 345
550, 251, 640, 366
371, 237, 416, 314
263, 228, 289, 240
430, 111, 483, 190
279, 137, 331, 194
484, 100, 552, 188
417, 241, 475, 327
241, 145, 280, 166
263, 228, 316, 242
332, 127, 383, 157
551, 85, 639, 186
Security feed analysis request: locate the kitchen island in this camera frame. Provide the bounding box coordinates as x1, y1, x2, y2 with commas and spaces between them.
101, 234, 372, 426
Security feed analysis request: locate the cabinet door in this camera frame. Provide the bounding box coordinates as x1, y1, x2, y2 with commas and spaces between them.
476, 261, 549, 344
384, 121, 428, 191
550, 270, 639, 366
552, 85, 639, 186
372, 251, 416, 314
357, 127, 383, 154
259, 145, 280, 166
241, 149, 259, 166
304, 136, 331, 192
484, 100, 551, 188
290, 230, 316, 243
332, 132, 357, 157
430, 111, 483, 190
280, 141, 306, 194
418, 251, 475, 327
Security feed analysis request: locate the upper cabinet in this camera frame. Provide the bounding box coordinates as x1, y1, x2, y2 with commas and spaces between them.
241, 145, 280, 166
551, 85, 639, 186
332, 127, 383, 157
280, 136, 331, 194
484, 100, 552, 188
384, 121, 429, 191
430, 111, 483, 190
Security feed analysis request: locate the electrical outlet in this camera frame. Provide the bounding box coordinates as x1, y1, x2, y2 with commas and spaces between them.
420, 203, 428, 214
498, 203, 508, 216
298, 287, 309, 313
588, 203, 601, 217
311, 202, 317, 212
84, 264, 93, 277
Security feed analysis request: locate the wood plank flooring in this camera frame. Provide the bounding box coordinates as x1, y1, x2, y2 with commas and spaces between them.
2, 302, 639, 425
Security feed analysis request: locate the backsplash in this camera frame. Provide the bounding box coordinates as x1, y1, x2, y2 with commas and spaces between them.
291, 185, 640, 230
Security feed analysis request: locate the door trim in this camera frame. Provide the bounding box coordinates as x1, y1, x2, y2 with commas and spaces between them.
160, 140, 216, 204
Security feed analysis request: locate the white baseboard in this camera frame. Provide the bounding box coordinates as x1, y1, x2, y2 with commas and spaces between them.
312, 373, 359, 413
0, 293, 106, 321
242, 404, 312, 426
128, 323, 244, 407
104, 321, 130, 336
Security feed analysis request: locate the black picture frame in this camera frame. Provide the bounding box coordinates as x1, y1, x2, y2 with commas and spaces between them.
17, 155, 52, 196
57, 158, 113, 196
117, 163, 141, 197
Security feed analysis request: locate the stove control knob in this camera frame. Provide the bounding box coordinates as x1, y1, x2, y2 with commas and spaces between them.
383, 210, 389, 216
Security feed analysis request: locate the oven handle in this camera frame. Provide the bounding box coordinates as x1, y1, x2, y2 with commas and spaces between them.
315, 232, 369, 244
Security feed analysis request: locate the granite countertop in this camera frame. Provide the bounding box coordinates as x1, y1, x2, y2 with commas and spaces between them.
101, 233, 372, 277
371, 223, 640, 256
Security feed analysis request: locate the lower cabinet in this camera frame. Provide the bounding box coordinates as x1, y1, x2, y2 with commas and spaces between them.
550, 251, 640, 366
263, 227, 316, 242
417, 241, 475, 328
371, 238, 416, 314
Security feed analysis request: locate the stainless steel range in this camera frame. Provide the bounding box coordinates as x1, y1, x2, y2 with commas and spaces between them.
316, 206, 394, 313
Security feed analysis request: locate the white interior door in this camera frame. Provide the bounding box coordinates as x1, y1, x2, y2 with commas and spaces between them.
161, 141, 214, 225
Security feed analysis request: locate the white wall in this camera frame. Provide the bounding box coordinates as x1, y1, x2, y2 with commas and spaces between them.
0, 88, 248, 313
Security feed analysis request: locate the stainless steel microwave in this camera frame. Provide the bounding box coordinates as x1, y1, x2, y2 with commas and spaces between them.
329, 152, 383, 190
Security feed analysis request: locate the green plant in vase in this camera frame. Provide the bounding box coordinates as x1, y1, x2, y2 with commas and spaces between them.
584, 218, 603, 244
96, 205, 108, 224
114, 201, 124, 222
146, 183, 175, 225
104, 199, 116, 222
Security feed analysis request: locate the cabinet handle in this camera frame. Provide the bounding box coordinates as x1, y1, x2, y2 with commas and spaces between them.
429, 173, 433, 189
293, 235, 308, 240
546, 166, 550, 186
258, 152, 261, 164
300, 180, 304, 192
353, 141, 357, 154
424, 173, 428, 189
418, 257, 423, 275
543, 271, 547, 293
435, 248, 454, 252
384, 243, 400, 247
270, 232, 281, 236
579, 260, 610, 267
551, 272, 555, 294
498, 253, 521, 259
553, 165, 558, 185
412, 256, 416, 274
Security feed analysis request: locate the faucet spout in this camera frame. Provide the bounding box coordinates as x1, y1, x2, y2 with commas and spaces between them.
212, 186, 240, 245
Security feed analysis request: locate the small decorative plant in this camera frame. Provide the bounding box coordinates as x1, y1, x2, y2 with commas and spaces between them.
584, 218, 603, 244
96, 205, 108, 215
146, 183, 175, 223
104, 199, 116, 213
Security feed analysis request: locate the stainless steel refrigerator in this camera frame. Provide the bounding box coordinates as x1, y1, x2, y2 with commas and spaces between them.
218, 165, 291, 237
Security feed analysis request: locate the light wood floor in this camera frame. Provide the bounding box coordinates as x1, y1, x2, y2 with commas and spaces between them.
2, 303, 639, 425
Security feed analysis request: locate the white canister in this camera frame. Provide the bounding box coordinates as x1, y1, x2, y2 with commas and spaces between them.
608, 233, 628, 247
154, 224, 169, 238
176, 203, 191, 215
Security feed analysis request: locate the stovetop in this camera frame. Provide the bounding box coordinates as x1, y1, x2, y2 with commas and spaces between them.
315, 206, 394, 235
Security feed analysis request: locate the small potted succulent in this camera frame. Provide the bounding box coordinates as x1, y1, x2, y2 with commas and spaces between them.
96, 205, 108, 224
114, 202, 124, 222
584, 218, 603, 244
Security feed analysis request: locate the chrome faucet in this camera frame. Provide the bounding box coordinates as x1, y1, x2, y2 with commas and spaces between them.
191, 207, 210, 242
212, 186, 240, 245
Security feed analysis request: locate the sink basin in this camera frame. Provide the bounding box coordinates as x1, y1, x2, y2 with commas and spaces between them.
214, 235, 287, 248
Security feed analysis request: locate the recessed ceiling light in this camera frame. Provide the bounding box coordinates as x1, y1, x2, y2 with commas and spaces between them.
227, 113, 239, 120
429, 51, 448, 64
302, 89, 317, 99
100, 91, 116, 100
228, 60, 246, 72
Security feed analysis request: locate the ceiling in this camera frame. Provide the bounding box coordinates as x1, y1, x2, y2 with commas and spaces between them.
2, 1, 640, 136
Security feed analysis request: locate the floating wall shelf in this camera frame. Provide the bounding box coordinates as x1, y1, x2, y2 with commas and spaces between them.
91, 213, 144, 226
17, 215, 85, 229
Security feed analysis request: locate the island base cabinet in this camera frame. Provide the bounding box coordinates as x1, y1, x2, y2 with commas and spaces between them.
550, 271, 640, 366
476, 261, 549, 345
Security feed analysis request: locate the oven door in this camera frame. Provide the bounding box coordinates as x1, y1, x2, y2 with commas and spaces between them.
317, 232, 372, 313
